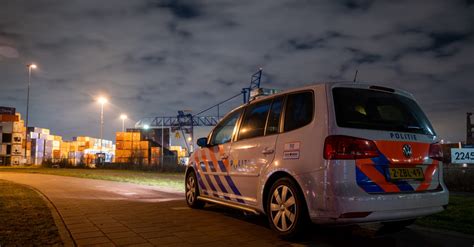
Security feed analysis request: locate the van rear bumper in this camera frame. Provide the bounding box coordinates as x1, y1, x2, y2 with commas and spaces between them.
308, 189, 449, 224
295, 170, 449, 225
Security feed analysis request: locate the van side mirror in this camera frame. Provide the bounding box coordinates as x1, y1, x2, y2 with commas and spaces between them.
196, 137, 208, 148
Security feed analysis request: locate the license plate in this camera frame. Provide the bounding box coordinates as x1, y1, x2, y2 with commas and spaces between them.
388, 167, 424, 180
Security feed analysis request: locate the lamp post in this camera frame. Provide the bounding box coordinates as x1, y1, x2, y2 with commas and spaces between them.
25, 63, 37, 164
120, 114, 127, 132
97, 97, 107, 154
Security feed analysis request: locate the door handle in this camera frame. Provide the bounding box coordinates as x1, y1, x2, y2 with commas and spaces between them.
220, 154, 229, 160
261, 148, 274, 155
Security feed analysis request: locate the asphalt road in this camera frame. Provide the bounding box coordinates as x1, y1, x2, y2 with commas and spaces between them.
0, 172, 472, 247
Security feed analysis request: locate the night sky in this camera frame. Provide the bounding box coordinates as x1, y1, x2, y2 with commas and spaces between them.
0, 0, 473, 143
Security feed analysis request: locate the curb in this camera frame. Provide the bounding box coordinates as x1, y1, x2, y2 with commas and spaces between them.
19, 183, 76, 247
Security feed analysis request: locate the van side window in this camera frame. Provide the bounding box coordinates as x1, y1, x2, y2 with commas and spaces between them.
265, 96, 284, 135
284, 91, 314, 132
238, 99, 272, 141
209, 109, 242, 146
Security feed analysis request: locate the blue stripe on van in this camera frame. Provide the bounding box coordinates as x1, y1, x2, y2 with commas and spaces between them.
356, 166, 384, 193
372, 152, 415, 192
224, 175, 245, 203
192, 163, 208, 195
217, 160, 227, 172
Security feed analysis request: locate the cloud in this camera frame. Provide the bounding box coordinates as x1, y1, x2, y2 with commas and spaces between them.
0, 46, 18, 58
0, 0, 472, 143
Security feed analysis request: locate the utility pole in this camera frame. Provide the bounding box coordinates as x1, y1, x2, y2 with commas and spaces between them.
467, 112, 473, 145
24, 64, 37, 164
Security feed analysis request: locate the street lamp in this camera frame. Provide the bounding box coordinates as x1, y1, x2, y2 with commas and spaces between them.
25, 63, 37, 164
120, 114, 127, 132
97, 96, 108, 154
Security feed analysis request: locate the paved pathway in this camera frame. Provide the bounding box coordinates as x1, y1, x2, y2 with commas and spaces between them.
1, 173, 473, 247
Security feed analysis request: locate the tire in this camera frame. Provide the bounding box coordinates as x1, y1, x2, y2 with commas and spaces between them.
185, 170, 205, 209
266, 177, 308, 238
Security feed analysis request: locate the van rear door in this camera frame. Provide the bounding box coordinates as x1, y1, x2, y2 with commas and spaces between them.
331, 87, 441, 194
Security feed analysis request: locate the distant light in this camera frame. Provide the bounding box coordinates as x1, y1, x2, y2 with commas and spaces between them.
143, 124, 150, 130
463, 163, 468, 168
120, 114, 127, 120
440, 139, 444, 144
29, 64, 37, 69
98, 96, 108, 104
187, 136, 192, 142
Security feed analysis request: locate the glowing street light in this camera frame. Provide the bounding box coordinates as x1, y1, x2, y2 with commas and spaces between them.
143, 124, 150, 130
97, 96, 108, 154
25, 63, 37, 164
120, 114, 127, 132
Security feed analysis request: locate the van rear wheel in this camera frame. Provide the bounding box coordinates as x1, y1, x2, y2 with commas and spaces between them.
185, 170, 205, 209
266, 177, 307, 238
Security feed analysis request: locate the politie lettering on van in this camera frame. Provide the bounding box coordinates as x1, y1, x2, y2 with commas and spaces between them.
184, 82, 449, 238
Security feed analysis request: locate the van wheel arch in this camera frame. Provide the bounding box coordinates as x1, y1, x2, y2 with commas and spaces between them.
262, 171, 308, 215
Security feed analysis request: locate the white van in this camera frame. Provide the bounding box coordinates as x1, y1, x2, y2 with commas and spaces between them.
184, 82, 449, 237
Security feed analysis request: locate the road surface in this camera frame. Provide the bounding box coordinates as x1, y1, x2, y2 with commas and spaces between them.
0, 172, 472, 247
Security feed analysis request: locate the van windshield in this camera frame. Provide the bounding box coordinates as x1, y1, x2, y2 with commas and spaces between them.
333, 87, 435, 135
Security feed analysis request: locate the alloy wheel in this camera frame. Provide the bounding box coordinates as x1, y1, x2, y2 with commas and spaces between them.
270, 185, 297, 232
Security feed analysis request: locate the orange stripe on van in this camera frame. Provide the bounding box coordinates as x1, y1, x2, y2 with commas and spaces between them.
373, 141, 430, 164
193, 149, 201, 170
217, 145, 231, 171
208, 146, 222, 172
356, 161, 400, 193
416, 160, 438, 191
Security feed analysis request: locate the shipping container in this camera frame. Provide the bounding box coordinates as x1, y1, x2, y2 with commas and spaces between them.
0, 106, 16, 115
123, 132, 132, 141
0, 114, 18, 122
116, 132, 125, 141
12, 133, 23, 144
140, 141, 149, 150
132, 142, 141, 149
52, 140, 60, 149
132, 132, 141, 141
11, 144, 22, 155
0, 144, 6, 155
29, 132, 39, 139
13, 121, 24, 133
0, 122, 13, 133
11, 155, 21, 165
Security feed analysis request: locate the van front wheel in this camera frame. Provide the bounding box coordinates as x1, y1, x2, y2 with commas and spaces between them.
266, 177, 307, 238
185, 170, 205, 209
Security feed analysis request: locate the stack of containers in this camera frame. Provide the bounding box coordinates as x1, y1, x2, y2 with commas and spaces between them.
0, 107, 26, 165
71, 136, 115, 165
115, 131, 150, 164
52, 135, 62, 161
27, 127, 49, 165
150, 147, 161, 165
170, 146, 187, 159
60, 141, 70, 159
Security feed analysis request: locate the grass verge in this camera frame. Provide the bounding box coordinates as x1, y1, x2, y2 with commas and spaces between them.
0, 179, 63, 246
0, 167, 185, 192
416, 194, 474, 235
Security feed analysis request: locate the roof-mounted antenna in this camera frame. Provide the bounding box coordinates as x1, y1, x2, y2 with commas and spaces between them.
353, 70, 359, 83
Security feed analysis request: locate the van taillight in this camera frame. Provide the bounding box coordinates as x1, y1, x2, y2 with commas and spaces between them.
323, 135, 379, 160
429, 143, 443, 161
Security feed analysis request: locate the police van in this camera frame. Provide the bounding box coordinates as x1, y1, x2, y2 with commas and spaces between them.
184, 82, 449, 237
